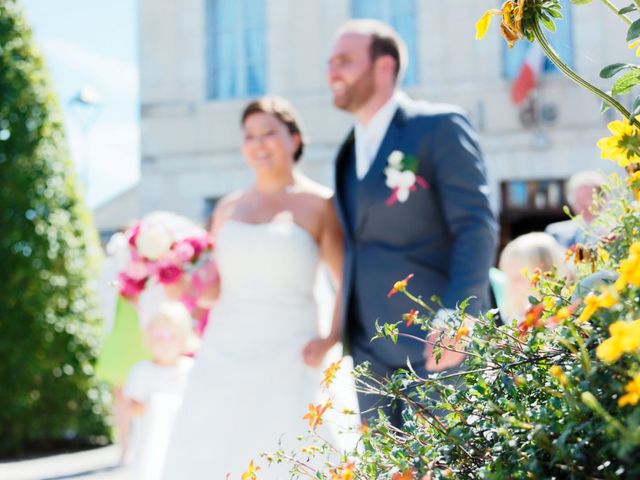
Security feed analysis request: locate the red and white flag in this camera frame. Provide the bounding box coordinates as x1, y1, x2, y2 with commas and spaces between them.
511, 44, 545, 105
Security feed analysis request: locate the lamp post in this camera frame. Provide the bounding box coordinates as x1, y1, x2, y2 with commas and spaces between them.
68, 87, 102, 195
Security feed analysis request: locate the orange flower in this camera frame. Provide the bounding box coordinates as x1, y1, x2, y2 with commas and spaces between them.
546, 303, 578, 327
303, 399, 332, 431
321, 359, 342, 389
387, 273, 414, 298
358, 421, 370, 435
330, 462, 356, 480
517, 303, 545, 336
403, 309, 419, 327
392, 469, 417, 480
241, 460, 261, 480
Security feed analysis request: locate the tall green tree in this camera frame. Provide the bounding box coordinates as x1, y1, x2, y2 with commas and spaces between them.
0, 0, 110, 456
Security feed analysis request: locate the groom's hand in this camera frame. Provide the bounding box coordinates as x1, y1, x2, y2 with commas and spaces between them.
423, 312, 474, 372
423, 331, 467, 372
302, 337, 337, 368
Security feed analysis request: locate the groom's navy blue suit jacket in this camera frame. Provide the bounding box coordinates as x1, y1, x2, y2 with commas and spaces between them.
334, 95, 498, 367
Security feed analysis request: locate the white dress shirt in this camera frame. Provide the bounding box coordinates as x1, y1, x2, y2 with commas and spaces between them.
354, 92, 401, 180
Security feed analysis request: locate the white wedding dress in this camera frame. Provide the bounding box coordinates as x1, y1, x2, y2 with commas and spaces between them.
161, 220, 323, 479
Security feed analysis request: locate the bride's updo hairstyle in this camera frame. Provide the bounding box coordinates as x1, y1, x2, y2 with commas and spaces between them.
241, 96, 306, 162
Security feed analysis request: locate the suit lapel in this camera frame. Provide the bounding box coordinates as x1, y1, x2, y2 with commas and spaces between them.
355, 106, 408, 234
334, 129, 355, 239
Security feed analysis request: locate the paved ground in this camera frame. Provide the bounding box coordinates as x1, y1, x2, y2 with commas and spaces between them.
0, 446, 131, 480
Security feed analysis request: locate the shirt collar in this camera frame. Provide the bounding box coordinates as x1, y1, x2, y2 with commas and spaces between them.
355, 91, 401, 144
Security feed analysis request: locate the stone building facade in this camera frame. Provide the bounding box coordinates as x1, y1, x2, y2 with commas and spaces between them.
131, 0, 629, 238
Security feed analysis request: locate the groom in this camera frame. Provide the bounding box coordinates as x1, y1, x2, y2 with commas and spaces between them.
329, 20, 498, 425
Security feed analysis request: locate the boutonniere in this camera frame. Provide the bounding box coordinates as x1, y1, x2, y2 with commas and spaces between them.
384, 150, 429, 205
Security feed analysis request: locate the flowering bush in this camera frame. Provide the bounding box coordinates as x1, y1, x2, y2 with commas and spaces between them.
263, 1, 640, 478
116, 211, 215, 301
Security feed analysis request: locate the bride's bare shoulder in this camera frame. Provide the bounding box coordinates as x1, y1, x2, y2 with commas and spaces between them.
210, 190, 247, 231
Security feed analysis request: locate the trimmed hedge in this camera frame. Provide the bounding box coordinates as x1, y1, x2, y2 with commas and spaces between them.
0, 0, 110, 456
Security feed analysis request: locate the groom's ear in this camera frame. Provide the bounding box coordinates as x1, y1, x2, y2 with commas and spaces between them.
375, 55, 397, 80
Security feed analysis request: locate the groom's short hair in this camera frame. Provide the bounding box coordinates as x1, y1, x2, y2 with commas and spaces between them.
338, 19, 408, 83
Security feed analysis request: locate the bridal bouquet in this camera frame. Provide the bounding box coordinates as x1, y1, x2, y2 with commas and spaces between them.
117, 211, 214, 301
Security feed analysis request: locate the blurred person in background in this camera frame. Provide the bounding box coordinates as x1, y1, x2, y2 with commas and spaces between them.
95, 232, 151, 465
545, 170, 607, 248
498, 232, 573, 322
124, 302, 196, 480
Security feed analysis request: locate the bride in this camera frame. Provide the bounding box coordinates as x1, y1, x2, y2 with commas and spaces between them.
161, 96, 344, 479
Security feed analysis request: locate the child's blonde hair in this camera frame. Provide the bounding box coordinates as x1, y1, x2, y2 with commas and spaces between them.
499, 232, 569, 275
499, 232, 574, 321
146, 301, 199, 354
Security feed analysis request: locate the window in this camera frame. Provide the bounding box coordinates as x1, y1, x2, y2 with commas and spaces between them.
205, 0, 266, 99
351, 0, 419, 87
502, 0, 573, 79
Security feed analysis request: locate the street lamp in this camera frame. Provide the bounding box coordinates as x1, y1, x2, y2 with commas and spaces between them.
68, 87, 102, 195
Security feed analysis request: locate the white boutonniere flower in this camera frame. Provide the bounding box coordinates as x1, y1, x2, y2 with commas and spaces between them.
384, 150, 429, 205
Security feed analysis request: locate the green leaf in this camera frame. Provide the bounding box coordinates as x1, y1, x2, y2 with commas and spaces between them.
612, 69, 640, 95
632, 96, 640, 117
548, 8, 563, 19
627, 18, 640, 41
619, 4, 637, 15
600, 63, 635, 79
570, 0, 593, 4
540, 15, 557, 33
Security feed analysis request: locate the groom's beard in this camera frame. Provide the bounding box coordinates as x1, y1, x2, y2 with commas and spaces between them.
333, 64, 376, 113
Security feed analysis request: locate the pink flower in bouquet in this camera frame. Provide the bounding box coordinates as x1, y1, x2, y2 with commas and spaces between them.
118, 211, 215, 300
173, 240, 196, 263
126, 223, 140, 247
157, 262, 183, 285
186, 236, 211, 258
125, 260, 149, 280
118, 272, 147, 299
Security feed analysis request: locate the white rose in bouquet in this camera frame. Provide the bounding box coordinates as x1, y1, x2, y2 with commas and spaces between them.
136, 221, 174, 260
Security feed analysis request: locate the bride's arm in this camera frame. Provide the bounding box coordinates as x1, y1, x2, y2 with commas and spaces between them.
302, 197, 344, 367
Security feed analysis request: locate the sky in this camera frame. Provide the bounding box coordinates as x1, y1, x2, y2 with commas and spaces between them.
21, 0, 139, 208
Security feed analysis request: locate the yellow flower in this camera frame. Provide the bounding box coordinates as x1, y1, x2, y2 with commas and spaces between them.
629, 39, 640, 57
556, 307, 572, 321
301, 445, 319, 455
596, 336, 623, 363
612, 319, 640, 352
241, 460, 261, 480
596, 319, 640, 363
454, 325, 470, 342
628, 170, 640, 201
615, 241, 640, 290
549, 365, 569, 387
475, 9, 502, 39
321, 359, 342, 389
475, 1, 526, 47
619, 374, 640, 407
577, 289, 618, 323
577, 293, 600, 323
597, 118, 640, 167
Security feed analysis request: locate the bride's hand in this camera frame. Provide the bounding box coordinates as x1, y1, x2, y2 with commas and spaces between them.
302, 337, 337, 368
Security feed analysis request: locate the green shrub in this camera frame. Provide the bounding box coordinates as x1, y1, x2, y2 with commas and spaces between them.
0, 0, 110, 456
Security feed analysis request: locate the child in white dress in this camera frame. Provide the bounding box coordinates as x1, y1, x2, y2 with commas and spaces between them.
124, 301, 198, 480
